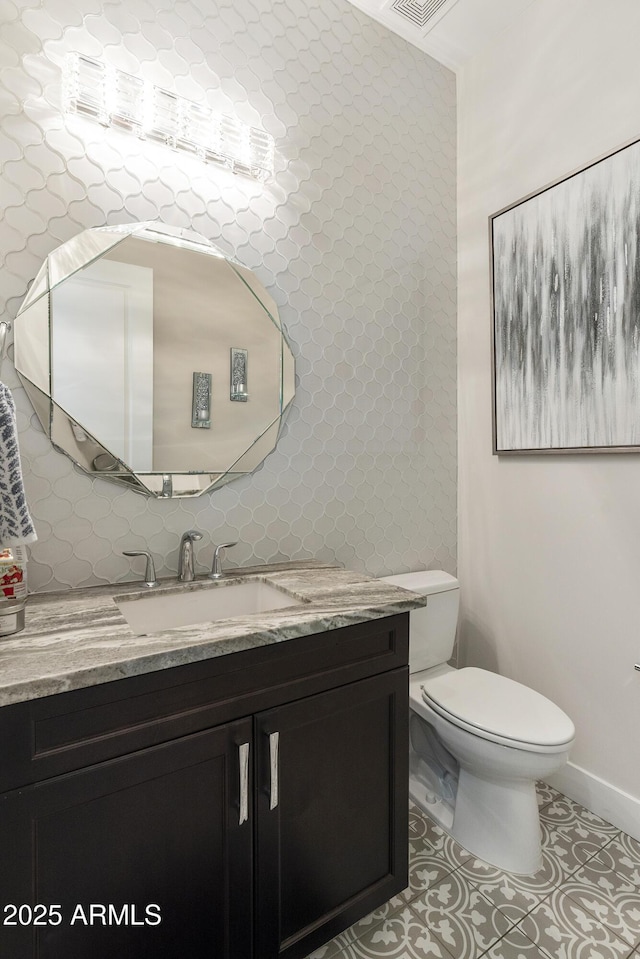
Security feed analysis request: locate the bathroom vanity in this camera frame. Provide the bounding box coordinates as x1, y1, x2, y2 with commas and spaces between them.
0, 564, 424, 959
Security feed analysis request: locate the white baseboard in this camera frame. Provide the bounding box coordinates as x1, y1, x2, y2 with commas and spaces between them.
548, 762, 640, 843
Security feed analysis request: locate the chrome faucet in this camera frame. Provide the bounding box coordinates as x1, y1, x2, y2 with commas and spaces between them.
209, 541, 238, 580
123, 550, 157, 588
178, 530, 203, 582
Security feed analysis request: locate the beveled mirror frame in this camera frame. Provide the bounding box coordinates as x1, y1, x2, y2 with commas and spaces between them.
14, 222, 296, 497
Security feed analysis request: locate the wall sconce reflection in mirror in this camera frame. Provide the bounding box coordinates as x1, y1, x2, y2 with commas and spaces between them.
192, 372, 212, 429
230, 348, 248, 402
62, 54, 275, 183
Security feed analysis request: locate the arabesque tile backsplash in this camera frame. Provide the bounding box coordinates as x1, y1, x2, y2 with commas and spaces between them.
0, 0, 456, 592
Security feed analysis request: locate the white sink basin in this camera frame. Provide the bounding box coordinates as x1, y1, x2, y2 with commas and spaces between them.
118, 579, 304, 635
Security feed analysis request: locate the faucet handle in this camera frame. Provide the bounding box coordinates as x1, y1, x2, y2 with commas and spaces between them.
123, 550, 157, 588
209, 541, 238, 580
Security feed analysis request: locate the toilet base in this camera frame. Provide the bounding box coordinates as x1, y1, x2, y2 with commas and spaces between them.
409, 773, 454, 832
412, 765, 542, 874
451, 768, 542, 875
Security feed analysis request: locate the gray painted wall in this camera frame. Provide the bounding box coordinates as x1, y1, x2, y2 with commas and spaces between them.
0, 0, 457, 592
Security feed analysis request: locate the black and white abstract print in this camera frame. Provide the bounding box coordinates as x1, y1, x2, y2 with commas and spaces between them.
492, 138, 640, 451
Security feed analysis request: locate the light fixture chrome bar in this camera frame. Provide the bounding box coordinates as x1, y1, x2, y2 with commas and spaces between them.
63, 54, 275, 182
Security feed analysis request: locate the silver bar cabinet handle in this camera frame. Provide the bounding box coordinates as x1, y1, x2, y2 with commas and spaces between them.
269, 731, 279, 811
239, 742, 250, 825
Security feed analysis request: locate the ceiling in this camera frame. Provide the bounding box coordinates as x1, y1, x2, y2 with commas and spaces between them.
346, 0, 538, 72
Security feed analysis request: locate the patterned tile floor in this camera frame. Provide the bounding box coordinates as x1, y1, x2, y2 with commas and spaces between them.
306, 782, 640, 959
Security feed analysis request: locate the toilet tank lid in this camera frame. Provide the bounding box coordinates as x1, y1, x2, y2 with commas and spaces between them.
380, 570, 459, 596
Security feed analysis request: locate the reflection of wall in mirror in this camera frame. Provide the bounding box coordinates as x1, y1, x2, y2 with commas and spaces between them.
51, 407, 117, 476
103, 239, 283, 473
233, 264, 295, 410
51, 258, 154, 471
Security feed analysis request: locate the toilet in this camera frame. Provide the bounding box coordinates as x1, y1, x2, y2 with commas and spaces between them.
382, 570, 575, 875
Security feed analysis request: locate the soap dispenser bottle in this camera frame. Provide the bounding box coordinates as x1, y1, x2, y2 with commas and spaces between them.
0, 544, 27, 635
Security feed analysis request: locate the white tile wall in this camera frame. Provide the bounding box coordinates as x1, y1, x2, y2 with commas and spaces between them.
0, 0, 457, 592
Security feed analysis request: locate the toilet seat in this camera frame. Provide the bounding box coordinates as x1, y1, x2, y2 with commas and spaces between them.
420, 667, 575, 753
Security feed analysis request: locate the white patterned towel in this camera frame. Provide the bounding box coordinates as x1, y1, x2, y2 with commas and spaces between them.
0, 382, 37, 547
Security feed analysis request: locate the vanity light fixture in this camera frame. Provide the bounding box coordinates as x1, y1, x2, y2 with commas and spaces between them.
62, 53, 275, 182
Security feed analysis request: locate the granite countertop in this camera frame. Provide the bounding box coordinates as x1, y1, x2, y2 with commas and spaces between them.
0, 561, 425, 707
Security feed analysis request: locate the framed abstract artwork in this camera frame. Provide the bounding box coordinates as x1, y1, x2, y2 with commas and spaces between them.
490, 135, 640, 453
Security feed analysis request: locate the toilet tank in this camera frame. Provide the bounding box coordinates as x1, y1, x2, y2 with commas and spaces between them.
381, 570, 460, 674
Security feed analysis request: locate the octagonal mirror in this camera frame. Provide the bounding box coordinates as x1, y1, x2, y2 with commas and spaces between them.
14, 222, 295, 497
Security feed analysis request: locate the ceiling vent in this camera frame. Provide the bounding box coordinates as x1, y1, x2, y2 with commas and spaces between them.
347, 0, 536, 72
390, 0, 451, 30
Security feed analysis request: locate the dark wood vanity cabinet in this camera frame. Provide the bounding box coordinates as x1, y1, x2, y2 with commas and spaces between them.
0, 719, 254, 959
0, 614, 409, 959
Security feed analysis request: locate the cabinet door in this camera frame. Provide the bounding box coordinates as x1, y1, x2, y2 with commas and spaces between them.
0, 720, 253, 959
255, 668, 408, 959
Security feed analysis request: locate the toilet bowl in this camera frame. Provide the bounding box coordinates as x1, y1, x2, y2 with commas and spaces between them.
382, 571, 574, 874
